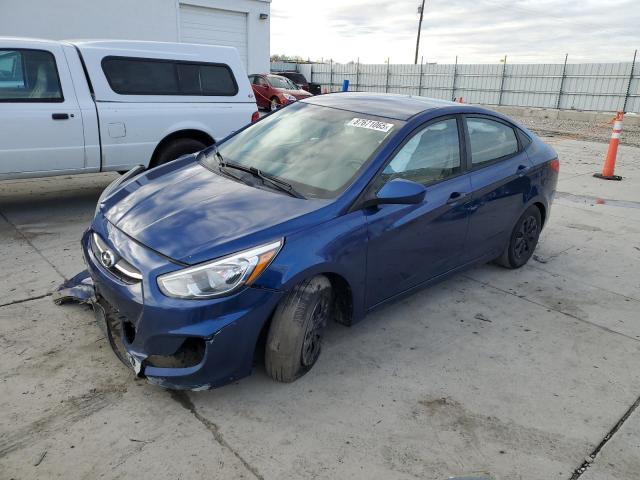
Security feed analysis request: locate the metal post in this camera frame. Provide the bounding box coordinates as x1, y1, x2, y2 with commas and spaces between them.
385, 58, 390, 93
419, 56, 424, 96
355, 58, 360, 92
451, 56, 458, 101
556, 53, 568, 110
498, 55, 507, 105
414, 0, 426, 64
329, 59, 333, 93
623, 49, 637, 113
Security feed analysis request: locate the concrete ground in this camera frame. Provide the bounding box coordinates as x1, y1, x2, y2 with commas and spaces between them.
1, 134, 639, 479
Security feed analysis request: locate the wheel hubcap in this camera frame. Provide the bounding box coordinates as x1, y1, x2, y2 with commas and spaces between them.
513, 215, 538, 260
301, 295, 329, 367
270, 100, 278, 111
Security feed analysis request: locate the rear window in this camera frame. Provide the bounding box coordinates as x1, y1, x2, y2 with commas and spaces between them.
282, 72, 306, 84
467, 117, 519, 165
102, 56, 238, 96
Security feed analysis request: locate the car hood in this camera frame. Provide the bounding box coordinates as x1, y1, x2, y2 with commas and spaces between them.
276, 87, 312, 98
101, 157, 327, 264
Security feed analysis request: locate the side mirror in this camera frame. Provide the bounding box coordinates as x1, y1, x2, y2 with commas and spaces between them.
375, 178, 426, 205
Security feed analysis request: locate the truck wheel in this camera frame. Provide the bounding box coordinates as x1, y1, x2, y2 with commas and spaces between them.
265, 276, 332, 383
494, 205, 542, 269
154, 138, 207, 167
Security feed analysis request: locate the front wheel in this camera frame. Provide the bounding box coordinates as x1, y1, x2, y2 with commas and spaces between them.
265, 276, 332, 382
270, 97, 281, 112
494, 205, 542, 269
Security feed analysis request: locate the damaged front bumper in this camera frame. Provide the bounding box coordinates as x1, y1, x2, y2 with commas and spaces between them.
57, 219, 282, 391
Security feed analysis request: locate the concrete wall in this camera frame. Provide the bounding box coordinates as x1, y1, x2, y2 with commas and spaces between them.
0, 0, 180, 42
0, 0, 271, 74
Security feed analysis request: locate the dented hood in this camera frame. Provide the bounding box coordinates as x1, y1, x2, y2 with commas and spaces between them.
100, 158, 325, 264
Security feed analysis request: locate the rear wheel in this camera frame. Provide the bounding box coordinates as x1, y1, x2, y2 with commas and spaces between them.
495, 205, 542, 269
265, 276, 332, 382
154, 138, 207, 167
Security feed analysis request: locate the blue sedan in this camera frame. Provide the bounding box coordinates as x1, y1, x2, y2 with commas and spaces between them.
82, 93, 559, 390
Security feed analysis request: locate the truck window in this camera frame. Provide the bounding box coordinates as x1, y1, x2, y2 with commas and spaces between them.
0, 49, 63, 102
102, 56, 238, 96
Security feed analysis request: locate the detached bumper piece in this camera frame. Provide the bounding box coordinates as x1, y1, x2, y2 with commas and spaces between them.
52, 270, 96, 305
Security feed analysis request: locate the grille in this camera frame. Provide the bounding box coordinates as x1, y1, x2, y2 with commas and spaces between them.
91, 233, 142, 284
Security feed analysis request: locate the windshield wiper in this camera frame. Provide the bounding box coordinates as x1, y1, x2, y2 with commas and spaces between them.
215, 153, 306, 199
200, 147, 246, 184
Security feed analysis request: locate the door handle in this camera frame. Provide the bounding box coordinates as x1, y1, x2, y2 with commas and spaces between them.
52, 113, 70, 120
446, 191, 468, 204
517, 164, 530, 176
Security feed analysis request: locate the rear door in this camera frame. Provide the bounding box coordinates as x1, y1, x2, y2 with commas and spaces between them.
463, 115, 534, 261
0, 44, 85, 175
364, 116, 472, 308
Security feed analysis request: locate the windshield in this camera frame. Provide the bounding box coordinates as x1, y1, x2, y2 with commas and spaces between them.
206, 102, 402, 199
268, 75, 295, 89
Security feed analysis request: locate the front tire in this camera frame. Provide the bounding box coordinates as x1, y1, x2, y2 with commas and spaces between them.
154, 138, 207, 167
495, 205, 542, 269
265, 276, 332, 383
270, 97, 281, 112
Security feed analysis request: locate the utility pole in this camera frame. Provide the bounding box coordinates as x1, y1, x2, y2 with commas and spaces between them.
414, 0, 426, 65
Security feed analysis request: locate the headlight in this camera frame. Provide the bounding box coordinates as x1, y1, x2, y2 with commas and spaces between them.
94, 165, 145, 217
284, 94, 297, 101
157, 240, 283, 299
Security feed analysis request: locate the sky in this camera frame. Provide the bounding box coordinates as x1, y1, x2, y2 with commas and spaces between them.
270, 0, 640, 64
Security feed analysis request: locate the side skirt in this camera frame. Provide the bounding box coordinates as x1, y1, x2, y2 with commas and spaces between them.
362, 250, 498, 318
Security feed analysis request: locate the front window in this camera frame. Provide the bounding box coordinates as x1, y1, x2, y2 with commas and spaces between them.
382, 118, 461, 185
206, 102, 402, 198
0, 49, 63, 102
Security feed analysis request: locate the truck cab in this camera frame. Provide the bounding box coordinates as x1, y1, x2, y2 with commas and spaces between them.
0, 38, 258, 180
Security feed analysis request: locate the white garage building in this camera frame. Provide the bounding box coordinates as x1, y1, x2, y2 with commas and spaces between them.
0, 0, 271, 74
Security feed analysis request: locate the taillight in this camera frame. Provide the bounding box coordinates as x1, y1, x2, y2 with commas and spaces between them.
550, 158, 560, 172
251, 111, 260, 123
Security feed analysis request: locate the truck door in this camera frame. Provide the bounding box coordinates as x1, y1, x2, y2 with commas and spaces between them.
0, 44, 84, 175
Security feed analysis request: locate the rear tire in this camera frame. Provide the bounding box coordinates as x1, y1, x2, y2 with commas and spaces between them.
265, 276, 332, 383
494, 205, 542, 269
153, 138, 207, 167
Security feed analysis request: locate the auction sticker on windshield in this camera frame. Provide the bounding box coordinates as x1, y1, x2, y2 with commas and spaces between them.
347, 118, 394, 133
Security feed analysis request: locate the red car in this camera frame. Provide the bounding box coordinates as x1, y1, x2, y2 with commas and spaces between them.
249, 74, 312, 111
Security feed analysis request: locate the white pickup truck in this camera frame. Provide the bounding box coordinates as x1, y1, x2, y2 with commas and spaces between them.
0, 38, 258, 180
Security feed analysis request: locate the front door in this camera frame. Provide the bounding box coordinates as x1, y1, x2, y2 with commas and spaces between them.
251, 76, 271, 109
0, 45, 84, 175
365, 116, 471, 308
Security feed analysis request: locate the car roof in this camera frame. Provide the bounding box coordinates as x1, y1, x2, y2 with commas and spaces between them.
303, 92, 462, 120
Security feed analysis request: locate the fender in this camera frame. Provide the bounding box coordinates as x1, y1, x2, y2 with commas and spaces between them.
256, 210, 369, 324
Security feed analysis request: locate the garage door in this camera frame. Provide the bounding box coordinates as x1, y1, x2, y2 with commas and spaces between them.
179, 4, 248, 69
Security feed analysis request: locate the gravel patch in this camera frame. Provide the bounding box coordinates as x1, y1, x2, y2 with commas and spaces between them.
510, 114, 640, 148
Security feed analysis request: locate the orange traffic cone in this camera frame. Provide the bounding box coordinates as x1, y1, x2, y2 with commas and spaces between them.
594, 111, 624, 181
